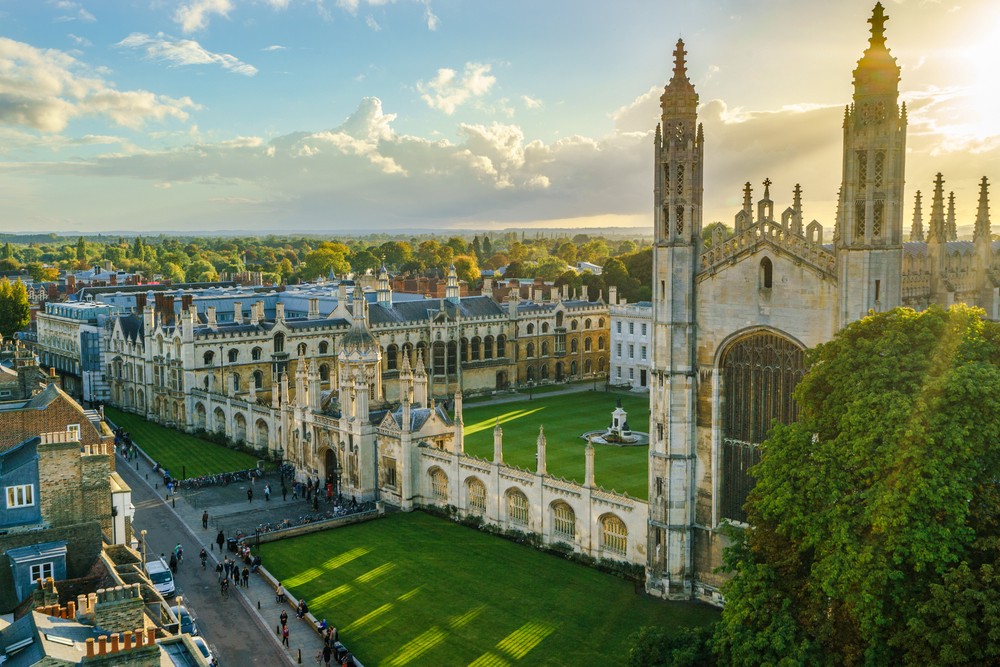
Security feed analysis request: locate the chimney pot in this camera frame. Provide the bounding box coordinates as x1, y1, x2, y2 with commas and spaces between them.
98, 636, 107, 655
111, 634, 120, 653
146, 628, 156, 645
68, 600, 76, 618
124, 630, 133, 650
86, 638, 95, 658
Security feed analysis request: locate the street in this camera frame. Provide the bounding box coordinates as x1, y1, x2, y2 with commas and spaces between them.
120, 461, 293, 666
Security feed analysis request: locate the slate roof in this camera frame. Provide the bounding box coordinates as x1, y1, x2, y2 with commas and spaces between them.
368, 295, 504, 325
384, 403, 452, 430
117, 314, 144, 342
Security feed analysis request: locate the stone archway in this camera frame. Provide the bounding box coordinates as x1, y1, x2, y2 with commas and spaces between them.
324, 449, 340, 497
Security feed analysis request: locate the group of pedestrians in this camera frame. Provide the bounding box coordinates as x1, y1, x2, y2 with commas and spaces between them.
248, 482, 275, 502
275, 597, 351, 666
215, 556, 249, 591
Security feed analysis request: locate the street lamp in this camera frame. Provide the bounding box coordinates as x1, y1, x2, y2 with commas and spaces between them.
140, 529, 147, 565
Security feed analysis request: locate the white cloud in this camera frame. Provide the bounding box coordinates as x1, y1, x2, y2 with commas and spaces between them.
68, 33, 92, 48
418, 62, 496, 115
522, 95, 542, 109
422, 1, 439, 30
262, 45, 286, 52
0, 36, 196, 132
174, 0, 233, 33
117, 33, 258, 76
366, 16, 382, 31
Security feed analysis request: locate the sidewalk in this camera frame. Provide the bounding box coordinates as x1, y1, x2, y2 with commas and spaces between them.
118, 448, 334, 666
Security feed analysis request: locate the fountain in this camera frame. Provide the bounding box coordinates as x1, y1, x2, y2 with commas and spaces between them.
582, 397, 648, 447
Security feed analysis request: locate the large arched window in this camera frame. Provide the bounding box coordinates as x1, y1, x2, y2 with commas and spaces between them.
430, 468, 448, 502
203, 351, 215, 366
253, 370, 264, 389
467, 478, 486, 515
252, 347, 263, 361
228, 348, 239, 363
273, 333, 285, 354
507, 489, 529, 526
319, 364, 330, 382
720, 331, 806, 523
386, 344, 398, 370
759, 257, 773, 290
601, 514, 627, 556
552, 502, 575, 540
319, 341, 329, 354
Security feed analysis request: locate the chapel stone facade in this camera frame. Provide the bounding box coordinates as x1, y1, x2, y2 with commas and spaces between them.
646, 3, 998, 602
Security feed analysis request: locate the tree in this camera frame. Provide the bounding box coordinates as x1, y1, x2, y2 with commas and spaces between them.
452, 255, 480, 284
26, 263, 59, 282
76, 236, 86, 262
302, 242, 350, 280
0, 278, 30, 338
471, 236, 483, 261
714, 305, 1000, 666
481, 235, 493, 257
627, 626, 716, 667
161, 262, 186, 284
350, 249, 380, 275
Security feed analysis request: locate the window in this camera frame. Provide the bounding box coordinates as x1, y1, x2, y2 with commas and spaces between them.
585, 319, 591, 329
253, 370, 264, 389
542, 323, 549, 334
616, 343, 622, 358
273, 333, 285, 354
541, 341, 549, 356
430, 469, 448, 501
6, 484, 34, 508
382, 457, 397, 487
641, 346, 647, 360
526, 343, 534, 358
629, 322, 634, 335
641, 323, 647, 336
629, 368, 634, 380
571, 320, 578, 331
319, 364, 330, 382
598, 337, 605, 350
616, 322, 622, 334
571, 339, 578, 354
386, 345, 398, 370
66, 424, 81, 441
232, 374, 241, 392
251, 347, 262, 361
760, 257, 773, 289
601, 515, 627, 556
527, 323, 534, 335
629, 345, 634, 359
616, 367, 622, 379
553, 503, 575, 540
507, 490, 529, 526
297, 343, 307, 357
584, 338, 592, 352
319, 341, 329, 354
228, 349, 238, 363
874, 150, 885, 189
203, 351, 215, 366
467, 479, 486, 515
30, 562, 53, 582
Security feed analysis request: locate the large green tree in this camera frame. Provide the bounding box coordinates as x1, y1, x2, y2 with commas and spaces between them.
0, 278, 30, 338
714, 305, 1000, 666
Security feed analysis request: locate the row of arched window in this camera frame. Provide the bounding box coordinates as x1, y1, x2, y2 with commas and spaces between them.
202, 339, 334, 367
524, 317, 605, 336
523, 336, 604, 357
428, 469, 628, 556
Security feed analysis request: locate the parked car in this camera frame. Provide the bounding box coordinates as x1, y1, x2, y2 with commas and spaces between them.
192, 636, 216, 664
145, 558, 175, 597
174, 604, 198, 636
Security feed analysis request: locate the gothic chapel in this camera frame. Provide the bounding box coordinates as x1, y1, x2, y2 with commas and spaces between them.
646, 3, 997, 602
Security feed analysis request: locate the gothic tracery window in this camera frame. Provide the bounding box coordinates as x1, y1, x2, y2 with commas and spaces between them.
857, 150, 867, 188
855, 200, 867, 239
601, 514, 627, 556
873, 200, 884, 237
720, 332, 806, 523
874, 151, 885, 190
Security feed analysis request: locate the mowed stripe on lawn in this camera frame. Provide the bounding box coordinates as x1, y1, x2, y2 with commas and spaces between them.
259, 512, 718, 667
104, 407, 260, 478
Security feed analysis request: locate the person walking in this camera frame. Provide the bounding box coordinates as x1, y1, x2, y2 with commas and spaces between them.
281, 624, 289, 648
168, 552, 177, 574
202, 511, 209, 530
322, 643, 332, 667
264, 483, 271, 502
241, 566, 249, 587
282, 484, 287, 501
247, 487, 253, 503
216, 530, 225, 552
279, 610, 288, 627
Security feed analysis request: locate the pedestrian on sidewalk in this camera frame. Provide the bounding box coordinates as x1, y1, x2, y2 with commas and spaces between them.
282, 484, 287, 501
276, 583, 286, 603
241, 566, 249, 587
248, 487, 253, 503
281, 624, 289, 647
264, 483, 271, 501
292, 482, 299, 500
313, 495, 319, 512
279, 610, 288, 627
322, 643, 332, 666
202, 511, 209, 530
216, 530, 225, 552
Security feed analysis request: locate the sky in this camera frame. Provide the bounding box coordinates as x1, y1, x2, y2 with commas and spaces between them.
1, 0, 999, 236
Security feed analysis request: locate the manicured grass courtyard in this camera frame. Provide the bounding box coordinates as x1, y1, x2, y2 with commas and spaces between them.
461, 390, 650, 499
260, 512, 718, 666
104, 407, 260, 478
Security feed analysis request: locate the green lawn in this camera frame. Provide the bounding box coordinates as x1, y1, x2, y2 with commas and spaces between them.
104, 407, 260, 479
260, 512, 717, 666
461, 391, 650, 499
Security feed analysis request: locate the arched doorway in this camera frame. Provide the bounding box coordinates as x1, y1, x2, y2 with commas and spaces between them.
720, 331, 806, 523
555, 362, 564, 381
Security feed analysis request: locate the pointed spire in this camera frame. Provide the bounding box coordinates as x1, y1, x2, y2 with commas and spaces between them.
670, 39, 690, 87
928, 173, 946, 244
654, 122, 661, 144
909, 190, 924, 242
791, 183, 804, 236
762, 178, 772, 201
947, 191, 958, 241
868, 2, 888, 49
742, 182, 753, 214
974, 177, 992, 244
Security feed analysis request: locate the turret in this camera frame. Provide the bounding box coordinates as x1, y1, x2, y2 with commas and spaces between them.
492, 419, 503, 464
909, 191, 924, 242
584, 438, 595, 487
377, 265, 392, 309
453, 390, 464, 454
445, 264, 460, 304
535, 426, 547, 475
946, 191, 958, 241
413, 348, 428, 406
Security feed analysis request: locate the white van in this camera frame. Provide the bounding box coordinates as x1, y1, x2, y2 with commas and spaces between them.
146, 558, 175, 597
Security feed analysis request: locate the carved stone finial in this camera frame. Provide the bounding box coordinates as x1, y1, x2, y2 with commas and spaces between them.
762, 178, 772, 199
869, 2, 888, 48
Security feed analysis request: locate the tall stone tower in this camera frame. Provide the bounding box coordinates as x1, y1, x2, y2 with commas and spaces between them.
836, 2, 906, 325
647, 39, 703, 599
